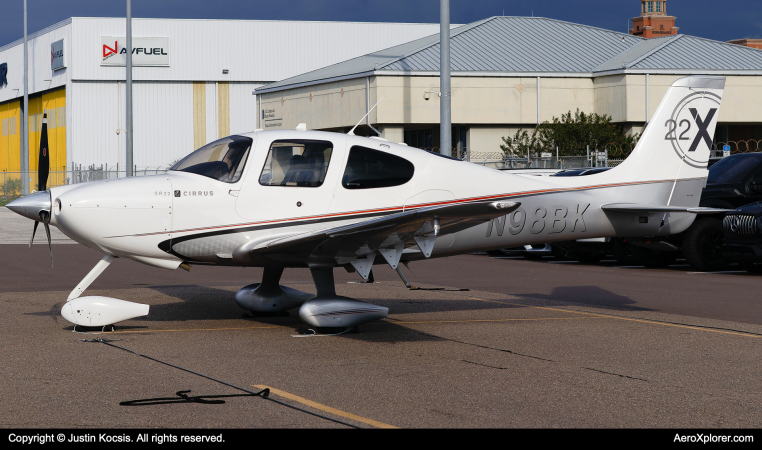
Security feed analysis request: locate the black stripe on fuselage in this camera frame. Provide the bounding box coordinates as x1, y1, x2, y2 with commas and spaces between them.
158, 208, 402, 261
157, 178, 698, 262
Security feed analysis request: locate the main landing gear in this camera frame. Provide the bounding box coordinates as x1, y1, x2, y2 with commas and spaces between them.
234, 265, 388, 329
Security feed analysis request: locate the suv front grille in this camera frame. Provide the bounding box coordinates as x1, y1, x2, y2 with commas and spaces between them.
723, 215, 758, 235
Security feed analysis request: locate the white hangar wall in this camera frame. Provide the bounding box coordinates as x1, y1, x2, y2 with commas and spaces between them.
67, 18, 444, 82
70, 80, 265, 171
0, 17, 445, 172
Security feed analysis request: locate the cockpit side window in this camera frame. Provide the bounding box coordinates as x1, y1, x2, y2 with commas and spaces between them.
342, 146, 415, 189
259, 140, 333, 187
170, 136, 252, 183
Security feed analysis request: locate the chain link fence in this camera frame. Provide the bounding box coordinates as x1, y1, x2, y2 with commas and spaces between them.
466, 150, 621, 171
1, 165, 167, 197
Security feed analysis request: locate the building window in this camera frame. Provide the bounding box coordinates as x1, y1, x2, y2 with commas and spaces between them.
647, 1, 653, 12
404, 128, 433, 150
342, 146, 414, 190
642, 2, 646, 13
259, 139, 333, 187
656, 1, 661, 12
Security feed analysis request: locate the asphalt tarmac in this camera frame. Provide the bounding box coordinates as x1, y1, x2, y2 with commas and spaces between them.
2, 209, 762, 428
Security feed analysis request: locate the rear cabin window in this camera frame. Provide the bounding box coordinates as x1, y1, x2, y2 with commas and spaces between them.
342, 146, 414, 189
259, 140, 333, 187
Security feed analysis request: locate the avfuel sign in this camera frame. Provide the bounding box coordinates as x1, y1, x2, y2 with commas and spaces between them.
101, 37, 170, 66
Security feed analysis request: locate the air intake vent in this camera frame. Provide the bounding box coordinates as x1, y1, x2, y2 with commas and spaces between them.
723, 215, 758, 235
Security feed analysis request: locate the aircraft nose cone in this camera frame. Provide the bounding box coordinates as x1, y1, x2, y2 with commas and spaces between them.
6, 191, 51, 221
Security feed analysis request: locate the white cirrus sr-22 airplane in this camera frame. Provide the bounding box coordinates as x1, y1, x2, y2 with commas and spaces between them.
8, 75, 727, 331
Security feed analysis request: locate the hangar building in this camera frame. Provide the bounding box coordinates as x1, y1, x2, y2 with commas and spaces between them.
255, 16, 762, 160
0, 17, 444, 186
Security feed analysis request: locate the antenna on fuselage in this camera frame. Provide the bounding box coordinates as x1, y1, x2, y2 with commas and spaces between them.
347, 96, 385, 136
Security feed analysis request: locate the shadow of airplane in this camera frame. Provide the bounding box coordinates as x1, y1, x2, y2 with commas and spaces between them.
517, 285, 653, 312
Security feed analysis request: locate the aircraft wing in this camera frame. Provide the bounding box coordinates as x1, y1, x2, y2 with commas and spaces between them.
234, 199, 520, 264
601, 203, 732, 214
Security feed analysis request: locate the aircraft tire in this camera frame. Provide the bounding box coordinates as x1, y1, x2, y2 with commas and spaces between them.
682, 218, 729, 271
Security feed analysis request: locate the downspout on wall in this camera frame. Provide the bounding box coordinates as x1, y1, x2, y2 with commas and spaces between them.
645, 73, 650, 124
536, 76, 541, 126
366, 77, 380, 135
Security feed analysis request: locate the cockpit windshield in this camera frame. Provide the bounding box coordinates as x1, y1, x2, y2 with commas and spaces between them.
170, 136, 252, 183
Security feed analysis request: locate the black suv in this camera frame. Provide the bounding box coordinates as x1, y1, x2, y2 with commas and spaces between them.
677, 153, 762, 270
548, 154, 762, 269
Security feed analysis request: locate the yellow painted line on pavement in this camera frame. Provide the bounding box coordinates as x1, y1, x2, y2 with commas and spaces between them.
102, 316, 600, 334
379, 316, 605, 325
465, 296, 762, 340
252, 385, 398, 429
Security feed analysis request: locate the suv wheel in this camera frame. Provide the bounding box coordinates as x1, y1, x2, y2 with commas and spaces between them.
744, 262, 762, 274
682, 218, 729, 271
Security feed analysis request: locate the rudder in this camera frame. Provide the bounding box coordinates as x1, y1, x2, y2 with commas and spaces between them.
613, 76, 725, 183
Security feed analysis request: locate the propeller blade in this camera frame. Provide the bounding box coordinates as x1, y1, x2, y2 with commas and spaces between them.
39, 210, 53, 267
29, 220, 39, 248
37, 111, 49, 192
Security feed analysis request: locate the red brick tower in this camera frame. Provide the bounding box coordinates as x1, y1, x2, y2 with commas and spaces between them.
630, 1, 679, 38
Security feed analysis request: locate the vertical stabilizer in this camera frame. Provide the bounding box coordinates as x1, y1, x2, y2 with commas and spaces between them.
613, 76, 725, 183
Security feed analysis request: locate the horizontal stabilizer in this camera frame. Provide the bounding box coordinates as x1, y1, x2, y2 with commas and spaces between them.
602, 203, 732, 214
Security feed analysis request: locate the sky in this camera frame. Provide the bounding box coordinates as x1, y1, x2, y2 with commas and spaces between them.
1, 0, 761, 48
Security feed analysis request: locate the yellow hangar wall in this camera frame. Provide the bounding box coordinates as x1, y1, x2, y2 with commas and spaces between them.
0, 88, 66, 190
0, 100, 21, 174
29, 89, 67, 187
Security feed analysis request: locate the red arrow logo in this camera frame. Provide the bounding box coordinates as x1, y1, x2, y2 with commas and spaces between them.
103, 41, 118, 57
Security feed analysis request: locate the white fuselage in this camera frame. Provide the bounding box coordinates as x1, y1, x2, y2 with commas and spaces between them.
48, 130, 703, 270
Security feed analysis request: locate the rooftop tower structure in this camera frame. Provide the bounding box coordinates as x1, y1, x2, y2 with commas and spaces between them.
630, 0, 678, 38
